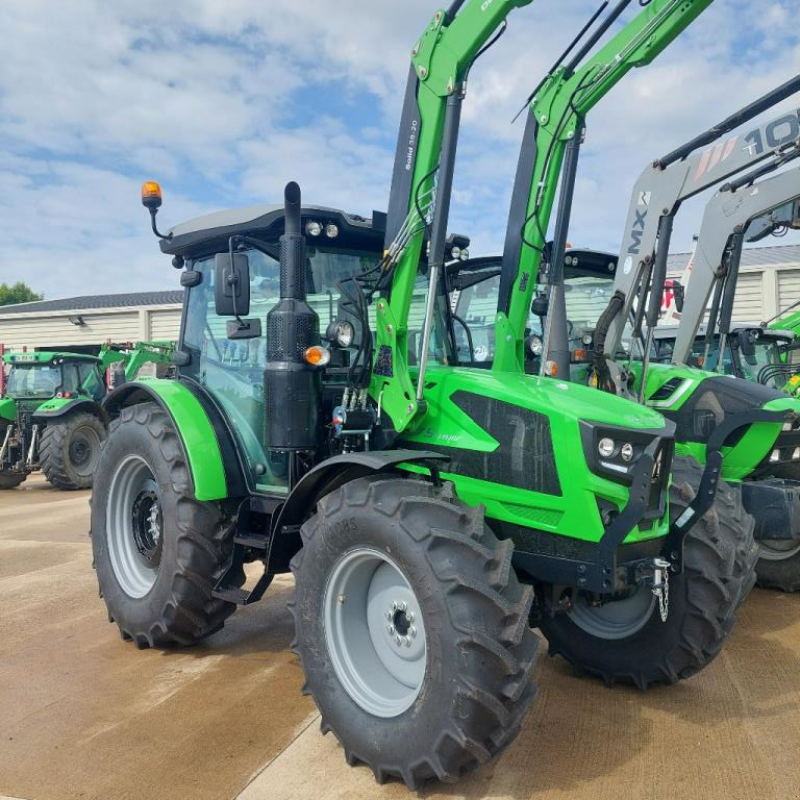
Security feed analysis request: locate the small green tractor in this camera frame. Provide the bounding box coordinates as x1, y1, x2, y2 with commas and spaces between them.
90, 0, 745, 789
0, 341, 173, 490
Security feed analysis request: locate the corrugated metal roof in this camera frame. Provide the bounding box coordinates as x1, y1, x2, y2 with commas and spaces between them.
0, 290, 183, 316
668, 243, 800, 272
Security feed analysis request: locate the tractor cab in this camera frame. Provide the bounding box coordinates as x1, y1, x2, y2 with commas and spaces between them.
5, 352, 105, 404
652, 324, 800, 390
450, 249, 620, 372
150, 201, 466, 494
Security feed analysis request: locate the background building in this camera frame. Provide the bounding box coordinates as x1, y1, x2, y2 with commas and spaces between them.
0, 291, 182, 353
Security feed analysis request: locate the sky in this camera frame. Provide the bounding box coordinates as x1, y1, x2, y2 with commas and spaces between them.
0, 0, 799, 300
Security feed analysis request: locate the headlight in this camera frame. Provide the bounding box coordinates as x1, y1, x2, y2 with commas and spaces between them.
598, 437, 616, 458
581, 333, 593, 347
580, 420, 675, 490
325, 223, 339, 238
326, 319, 355, 348
450, 246, 462, 260
530, 335, 543, 356
306, 221, 322, 237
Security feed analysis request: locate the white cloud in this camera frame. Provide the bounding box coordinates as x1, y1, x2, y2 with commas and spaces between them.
0, 0, 798, 299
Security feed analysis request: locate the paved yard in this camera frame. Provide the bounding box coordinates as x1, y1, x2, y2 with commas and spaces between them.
1, 475, 799, 800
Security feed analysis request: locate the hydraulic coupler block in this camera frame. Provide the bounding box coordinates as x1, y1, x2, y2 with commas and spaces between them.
264, 182, 321, 452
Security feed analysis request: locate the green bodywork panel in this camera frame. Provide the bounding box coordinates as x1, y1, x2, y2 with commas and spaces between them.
638, 363, 795, 481
33, 396, 91, 417
126, 378, 228, 502
98, 341, 174, 378
0, 397, 15, 423
771, 311, 800, 336
399, 366, 671, 545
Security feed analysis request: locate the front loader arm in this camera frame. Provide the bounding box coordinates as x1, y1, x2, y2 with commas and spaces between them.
374, 0, 532, 433
495, 0, 715, 373
602, 78, 800, 362
673, 160, 800, 364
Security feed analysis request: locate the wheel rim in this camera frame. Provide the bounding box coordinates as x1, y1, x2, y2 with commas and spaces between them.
68, 425, 102, 477
106, 455, 162, 598
569, 587, 656, 640
323, 548, 426, 718
758, 539, 800, 562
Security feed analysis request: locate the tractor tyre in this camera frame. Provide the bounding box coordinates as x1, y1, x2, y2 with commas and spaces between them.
755, 542, 800, 593
39, 411, 106, 490
0, 470, 26, 489
537, 456, 756, 689
290, 476, 538, 789
0, 422, 27, 489
91, 402, 240, 648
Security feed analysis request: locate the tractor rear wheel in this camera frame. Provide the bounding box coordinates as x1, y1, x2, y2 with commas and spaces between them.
537, 456, 756, 689
91, 403, 240, 647
290, 476, 538, 789
756, 541, 800, 593
39, 411, 106, 489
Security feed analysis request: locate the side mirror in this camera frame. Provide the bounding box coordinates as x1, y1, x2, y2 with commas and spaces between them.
214, 253, 250, 317
531, 293, 549, 318
227, 318, 262, 341
671, 280, 685, 313
737, 329, 757, 365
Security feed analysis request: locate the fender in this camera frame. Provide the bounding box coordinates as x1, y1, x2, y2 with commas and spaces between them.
266, 450, 449, 574
104, 379, 232, 502
0, 397, 16, 424
32, 396, 108, 423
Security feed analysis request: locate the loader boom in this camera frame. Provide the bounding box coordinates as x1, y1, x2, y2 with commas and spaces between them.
673, 158, 800, 365
494, 0, 716, 375
601, 76, 800, 365
374, 0, 533, 432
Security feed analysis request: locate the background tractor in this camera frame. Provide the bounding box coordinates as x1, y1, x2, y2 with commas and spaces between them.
0, 341, 173, 489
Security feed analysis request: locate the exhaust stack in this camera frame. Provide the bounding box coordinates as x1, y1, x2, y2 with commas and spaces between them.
264, 182, 321, 453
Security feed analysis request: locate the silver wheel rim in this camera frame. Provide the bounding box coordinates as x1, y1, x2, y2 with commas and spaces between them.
569, 587, 655, 640
758, 540, 800, 562
323, 548, 426, 718
106, 455, 162, 598
69, 425, 102, 477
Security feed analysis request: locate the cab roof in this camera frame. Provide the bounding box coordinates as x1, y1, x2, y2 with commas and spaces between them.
5, 352, 101, 366
160, 203, 387, 259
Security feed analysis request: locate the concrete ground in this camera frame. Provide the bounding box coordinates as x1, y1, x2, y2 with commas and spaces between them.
1, 475, 799, 800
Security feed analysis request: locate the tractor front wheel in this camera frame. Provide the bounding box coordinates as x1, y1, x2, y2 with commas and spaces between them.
290, 476, 539, 789
538, 456, 757, 689
91, 403, 240, 647
39, 411, 106, 489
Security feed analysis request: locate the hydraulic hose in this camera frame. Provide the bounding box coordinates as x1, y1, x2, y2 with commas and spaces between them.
593, 290, 626, 392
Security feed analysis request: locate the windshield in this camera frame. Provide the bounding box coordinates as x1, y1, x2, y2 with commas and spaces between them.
6, 364, 62, 398
453, 266, 616, 364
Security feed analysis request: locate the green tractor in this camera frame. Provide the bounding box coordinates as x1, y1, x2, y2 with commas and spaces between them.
0, 342, 173, 490
90, 0, 740, 788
